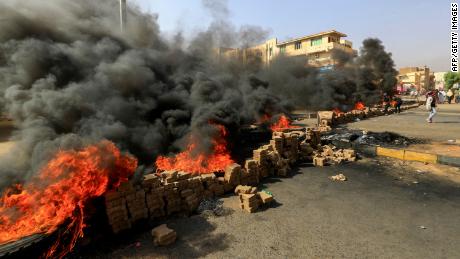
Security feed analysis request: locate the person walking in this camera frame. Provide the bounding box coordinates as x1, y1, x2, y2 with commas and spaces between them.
455, 88, 460, 103
447, 89, 454, 104
383, 93, 390, 113
426, 90, 438, 123
394, 96, 403, 113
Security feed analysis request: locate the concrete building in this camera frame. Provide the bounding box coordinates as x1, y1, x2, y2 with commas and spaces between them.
433, 72, 447, 90
216, 30, 357, 70
397, 66, 434, 90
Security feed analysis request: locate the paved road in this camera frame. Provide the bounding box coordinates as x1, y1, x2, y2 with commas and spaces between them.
75, 157, 460, 259
346, 104, 460, 142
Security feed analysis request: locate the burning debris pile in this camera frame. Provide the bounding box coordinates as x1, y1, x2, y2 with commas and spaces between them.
0, 141, 137, 258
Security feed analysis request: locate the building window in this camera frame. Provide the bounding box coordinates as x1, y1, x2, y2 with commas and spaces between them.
294, 41, 302, 50
269, 47, 273, 57
280, 45, 286, 53
315, 53, 320, 59
311, 37, 322, 46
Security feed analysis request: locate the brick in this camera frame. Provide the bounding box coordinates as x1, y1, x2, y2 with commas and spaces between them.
257, 191, 274, 204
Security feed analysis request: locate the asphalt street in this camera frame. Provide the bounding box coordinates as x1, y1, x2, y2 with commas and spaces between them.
346, 104, 460, 142
75, 157, 460, 259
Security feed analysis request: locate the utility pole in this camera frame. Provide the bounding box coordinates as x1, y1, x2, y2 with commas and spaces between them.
119, 0, 127, 33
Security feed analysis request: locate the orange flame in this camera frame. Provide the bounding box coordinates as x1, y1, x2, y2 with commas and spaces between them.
354, 101, 365, 110
332, 108, 344, 115
0, 141, 137, 258
155, 125, 234, 174
270, 115, 299, 131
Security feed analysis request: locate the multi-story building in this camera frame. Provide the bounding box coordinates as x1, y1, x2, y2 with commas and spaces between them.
397, 66, 434, 90
216, 30, 357, 70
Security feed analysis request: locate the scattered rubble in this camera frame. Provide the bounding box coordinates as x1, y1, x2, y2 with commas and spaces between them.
151, 224, 176, 246
329, 174, 347, 181
322, 129, 424, 148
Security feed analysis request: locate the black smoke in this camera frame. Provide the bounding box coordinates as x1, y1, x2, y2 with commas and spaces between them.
0, 0, 397, 191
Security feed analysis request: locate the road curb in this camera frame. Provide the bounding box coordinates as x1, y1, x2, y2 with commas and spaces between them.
331, 140, 459, 167
364, 145, 459, 167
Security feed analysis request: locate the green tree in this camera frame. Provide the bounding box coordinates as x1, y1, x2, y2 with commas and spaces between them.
443, 72, 460, 90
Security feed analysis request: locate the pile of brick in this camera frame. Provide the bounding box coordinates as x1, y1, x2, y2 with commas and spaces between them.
318, 103, 420, 131
104, 190, 131, 234
151, 224, 177, 246
236, 185, 274, 213
104, 120, 355, 233
312, 145, 356, 167
239, 193, 259, 213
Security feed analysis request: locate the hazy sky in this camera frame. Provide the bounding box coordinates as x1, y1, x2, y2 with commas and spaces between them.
132, 0, 451, 72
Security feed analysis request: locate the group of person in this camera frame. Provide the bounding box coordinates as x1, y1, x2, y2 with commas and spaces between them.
445, 88, 460, 104
383, 93, 403, 113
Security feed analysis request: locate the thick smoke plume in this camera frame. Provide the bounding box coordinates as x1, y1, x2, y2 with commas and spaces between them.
0, 0, 396, 191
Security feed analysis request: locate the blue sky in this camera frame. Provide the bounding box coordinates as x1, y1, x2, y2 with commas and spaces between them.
132, 0, 450, 72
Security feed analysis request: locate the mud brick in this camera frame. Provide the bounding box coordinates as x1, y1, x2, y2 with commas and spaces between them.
277, 168, 288, 177
241, 199, 260, 208
257, 191, 274, 204
151, 186, 165, 195
105, 197, 125, 208
313, 156, 326, 167
239, 193, 258, 203
125, 193, 136, 202
206, 182, 218, 191
217, 176, 226, 184
258, 166, 269, 178
213, 184, 225, 196
235, 185, 253, 195
174, 180, 189, 190
163, 171, 178, 184
149, 208, 166, 218
334, 149, 345, 158
245, 159, 258, 169
322, 145, 334, 156
193, 184, 204, 193
346, 156, 357, 162
152, 224, 177, 246
239, 176, 249, 186
201, 173, 216, 182
343, 149, 356, 158
135, 190, 145, 199
118, 182, 135, 194
224, 183, 234, 193
105, 190, 122, 202
253, 149, 268, 162
334, 157, 345, 164
177, 171, 191, 180
203, 190, 214, 198
180, 189, 194, 198
164, 183, 174, 190
224, 163, 241, 185
143, 174, 161, 187
240, 204, 258, 213
247, 175, 259, 186
106, 204, 127, 215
